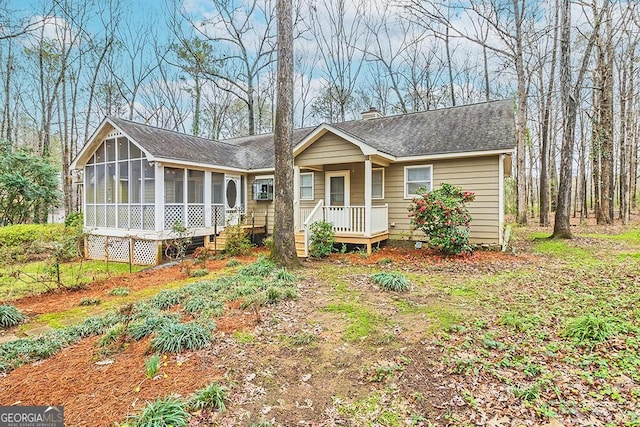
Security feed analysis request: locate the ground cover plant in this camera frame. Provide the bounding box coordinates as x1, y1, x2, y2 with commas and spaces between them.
1, 221, 640, 426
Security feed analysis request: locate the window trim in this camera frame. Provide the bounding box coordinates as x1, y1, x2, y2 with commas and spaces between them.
404, 165, 433, 199
299, 172, 314, 201
372, 168, 384, 200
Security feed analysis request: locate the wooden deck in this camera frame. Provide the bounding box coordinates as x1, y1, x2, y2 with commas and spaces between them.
295, 231, 389, 258
204, 224, 266, 251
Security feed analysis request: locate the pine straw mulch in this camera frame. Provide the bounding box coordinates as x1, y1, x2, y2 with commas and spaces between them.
10, 254, 259, 316
0, 308, 259, 427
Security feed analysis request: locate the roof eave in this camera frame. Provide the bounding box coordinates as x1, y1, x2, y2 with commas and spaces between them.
394, 147, 515, 162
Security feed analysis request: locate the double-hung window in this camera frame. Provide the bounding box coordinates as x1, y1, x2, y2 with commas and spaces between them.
300, 172, 314, 200
404, 165, 432, 198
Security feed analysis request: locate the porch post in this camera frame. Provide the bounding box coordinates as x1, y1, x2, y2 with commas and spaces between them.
364, 157, 372, 237
204, 171, 212, 228
293, 165, 300, 230
154, 162, 164, 233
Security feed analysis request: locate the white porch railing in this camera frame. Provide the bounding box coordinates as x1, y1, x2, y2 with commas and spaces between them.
371, 205, 389, 235
325, 206, 366, 234
302, 199, 324, 258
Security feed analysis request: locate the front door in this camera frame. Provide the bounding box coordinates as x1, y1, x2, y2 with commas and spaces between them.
225, 175, 241, 225
325, 171, 350, 229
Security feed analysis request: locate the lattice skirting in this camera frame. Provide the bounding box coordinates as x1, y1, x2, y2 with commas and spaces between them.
86, 235, 160, 265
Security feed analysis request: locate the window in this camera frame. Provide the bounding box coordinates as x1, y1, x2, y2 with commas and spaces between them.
300, 172, 314, 200
253, 177, 274, 200
404, 165, 432, 198
212, 173, 224, 204
372, 168, 384, 199
188, 170, 204, 203
164, 167, 184, 203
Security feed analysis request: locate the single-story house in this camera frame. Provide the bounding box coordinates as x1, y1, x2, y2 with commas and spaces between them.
70, 99, 515, 264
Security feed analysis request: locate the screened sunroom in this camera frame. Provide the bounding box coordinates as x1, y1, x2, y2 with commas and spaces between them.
75, 122, 247, 265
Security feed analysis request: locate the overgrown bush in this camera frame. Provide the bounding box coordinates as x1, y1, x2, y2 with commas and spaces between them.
0, 223, 66, 264
188, 383, 227, 412
152, 321, 213, 353
408, 183, 475, 255
309, 220, 335, 258
129, 396, 189, 427
223, 223, 252, 256
0, 305, 26, 328
371, 272, 410, 292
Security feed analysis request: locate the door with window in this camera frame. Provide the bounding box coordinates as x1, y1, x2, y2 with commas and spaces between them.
225, 175, 241, 225
325, 171, 350, 230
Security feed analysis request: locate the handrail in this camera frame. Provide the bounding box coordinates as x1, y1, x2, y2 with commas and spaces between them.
303, 199, 324, 257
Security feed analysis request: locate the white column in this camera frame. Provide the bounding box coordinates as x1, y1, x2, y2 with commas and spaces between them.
154, 162, 164, 232
204, 171, 212, 228
364, 158, 372, 237
183, 168, 188, 227
293, 166, 300, 230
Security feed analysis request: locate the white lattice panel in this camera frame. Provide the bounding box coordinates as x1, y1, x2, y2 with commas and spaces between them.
87, 235, 106, 259
134, 240, 158, 265
165, 205, 184, 230
85, 206, 96, 227
118, 206, 129, 228
187, 205, 205, 227
211, 205, 225, 227
143, 205, 155, 230
96, 206, 106, 227
130, 205, 142, 229
106, 206, 116, 228
105, 237, 130, 261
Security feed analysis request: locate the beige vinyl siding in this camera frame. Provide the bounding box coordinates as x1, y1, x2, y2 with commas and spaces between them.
296, 133, 365, 167
246, 173, 275, 234
384, 156, 501, 243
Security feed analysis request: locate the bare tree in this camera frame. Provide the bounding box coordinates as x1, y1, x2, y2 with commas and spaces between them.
406, 0, 541, 226
553, 0, 604, 238
272, 0, 300, 268
309, 0, 367, 122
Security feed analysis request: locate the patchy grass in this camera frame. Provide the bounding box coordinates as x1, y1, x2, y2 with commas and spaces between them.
324, 302, 382, 341
0, 260, 143, 300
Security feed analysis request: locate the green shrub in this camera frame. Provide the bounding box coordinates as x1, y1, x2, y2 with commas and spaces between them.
223, 224, 252, 256
226, 258, 241, 267
309, 220, 335, 258
0, 305, 26, 328
145, 354, 160, 379
0, 224, 66, 263
189, 268, 209, 278
239, 257, 275, 277
188, 382, 227, 412
130, 396, 189, 427
152, 322, 213, 353
150, 290, 184, 310
128, 313, 181, 341
563, 314, 617, 344
183, 297, 224, 317
109, 287, 131, 296
371, 272, 410, 292
408, 183, 475, 255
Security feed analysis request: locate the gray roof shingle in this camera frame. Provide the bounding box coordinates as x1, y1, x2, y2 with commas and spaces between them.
108, 100, 515, 170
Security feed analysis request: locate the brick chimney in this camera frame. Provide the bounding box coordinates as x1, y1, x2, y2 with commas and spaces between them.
361, 107, 383, 120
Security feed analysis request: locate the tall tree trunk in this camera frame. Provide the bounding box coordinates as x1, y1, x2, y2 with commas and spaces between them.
514, 0, 527, 226
540, 1, 558, 226
271, 0, 300, 268
247, 76, 256, 135
554, 0, 602, 238
445, 26, 455, 107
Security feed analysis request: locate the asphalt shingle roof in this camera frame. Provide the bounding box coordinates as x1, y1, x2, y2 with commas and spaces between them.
108, 99, 515, 170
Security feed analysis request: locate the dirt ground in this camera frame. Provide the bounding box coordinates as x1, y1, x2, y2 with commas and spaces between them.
1, 222, 637, 426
